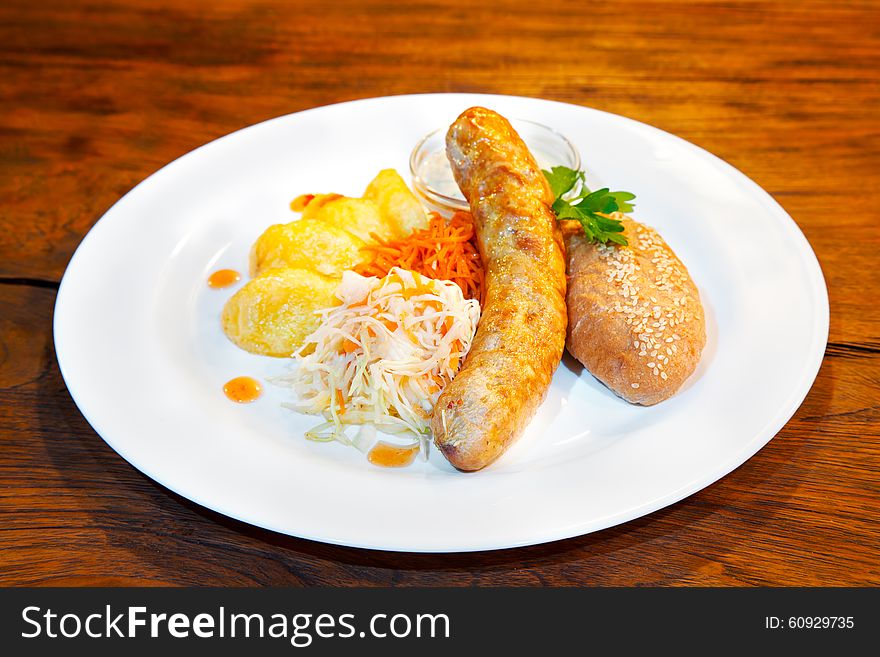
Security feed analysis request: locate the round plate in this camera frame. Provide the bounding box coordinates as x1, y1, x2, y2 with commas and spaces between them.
54, 94, 828, 552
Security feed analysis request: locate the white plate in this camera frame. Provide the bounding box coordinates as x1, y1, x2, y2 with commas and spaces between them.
54, 94, 828, 552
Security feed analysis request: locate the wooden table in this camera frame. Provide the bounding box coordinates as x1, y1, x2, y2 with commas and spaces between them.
2, 0, 877, 586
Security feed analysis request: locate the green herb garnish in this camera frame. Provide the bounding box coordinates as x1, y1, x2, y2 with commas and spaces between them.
542, 165, 635, 246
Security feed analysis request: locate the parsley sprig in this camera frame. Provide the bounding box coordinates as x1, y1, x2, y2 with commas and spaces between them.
542, 166, 635, 246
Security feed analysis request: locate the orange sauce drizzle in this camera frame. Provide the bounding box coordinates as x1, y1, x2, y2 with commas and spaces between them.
223, 376, 263, 403
367, 441, 419, 468
290, 194, 315, 212
208, 269, 241, 289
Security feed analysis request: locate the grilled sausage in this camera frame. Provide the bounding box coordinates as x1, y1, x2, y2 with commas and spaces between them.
430, 107, 567, 471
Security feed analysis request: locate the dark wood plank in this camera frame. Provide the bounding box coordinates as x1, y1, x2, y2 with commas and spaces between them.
0, 0, 878, 585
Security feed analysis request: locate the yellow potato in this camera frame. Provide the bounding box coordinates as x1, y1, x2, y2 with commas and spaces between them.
308, 196, 396, 243
221, 267, 339, 357
250, 218, 365, 277
363, 169, 429, 237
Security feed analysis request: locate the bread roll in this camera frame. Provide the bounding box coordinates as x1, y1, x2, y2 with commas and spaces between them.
565, 214, 705, 405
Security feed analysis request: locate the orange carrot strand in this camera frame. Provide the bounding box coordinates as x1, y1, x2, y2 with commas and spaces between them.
354, 211, 484, 304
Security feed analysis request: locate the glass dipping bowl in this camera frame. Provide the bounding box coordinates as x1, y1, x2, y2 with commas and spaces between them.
409, 119, 581, 215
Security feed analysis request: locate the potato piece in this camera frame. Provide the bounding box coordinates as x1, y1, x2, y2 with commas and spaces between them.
308, 196, 396, 243
250, 218, 365, 277
363, 169, 429, 237
221, 267, 339, 357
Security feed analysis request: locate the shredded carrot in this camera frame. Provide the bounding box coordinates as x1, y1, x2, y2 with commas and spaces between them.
354, 212, 485, 306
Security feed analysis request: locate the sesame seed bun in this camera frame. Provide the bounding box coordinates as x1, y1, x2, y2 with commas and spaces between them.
564, 215, 705, 405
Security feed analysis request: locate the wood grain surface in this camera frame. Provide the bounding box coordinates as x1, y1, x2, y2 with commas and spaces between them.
1, 0, 878, 586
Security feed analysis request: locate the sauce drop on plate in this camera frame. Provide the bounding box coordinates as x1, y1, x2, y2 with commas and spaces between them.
367, 441, 419, 468
223, 376, 262, 403
208, 269, 241, 289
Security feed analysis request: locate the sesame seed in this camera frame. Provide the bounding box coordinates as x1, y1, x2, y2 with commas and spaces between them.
631, 383, 639, 389
653, 367, 659, 376
647, 362, 656, 368
660, 371, 668, 380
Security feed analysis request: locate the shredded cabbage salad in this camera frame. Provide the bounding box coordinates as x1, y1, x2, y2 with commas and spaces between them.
286, 267, 480, 453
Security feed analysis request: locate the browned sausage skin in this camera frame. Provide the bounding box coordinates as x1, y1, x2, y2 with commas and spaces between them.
430, 107, 567, 471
